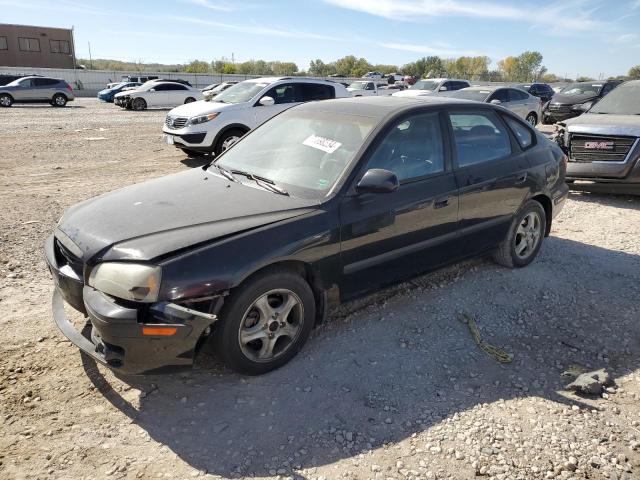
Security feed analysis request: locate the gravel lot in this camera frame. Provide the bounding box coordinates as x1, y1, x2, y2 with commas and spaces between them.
1, 98, 639, 480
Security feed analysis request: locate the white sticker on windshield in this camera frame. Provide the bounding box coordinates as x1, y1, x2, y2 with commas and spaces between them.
303, 134, 342, 153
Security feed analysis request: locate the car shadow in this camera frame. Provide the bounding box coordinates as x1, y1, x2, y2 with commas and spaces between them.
568, 190, 640, 209
10, 104, 85, 109
81, 237, 640, 478
180, 156, 210, 168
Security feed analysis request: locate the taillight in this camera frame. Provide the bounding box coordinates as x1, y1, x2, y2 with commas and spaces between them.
66, 83, 73, 92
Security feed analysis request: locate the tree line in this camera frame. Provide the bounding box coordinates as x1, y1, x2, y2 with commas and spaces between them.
78, 55, 640, 83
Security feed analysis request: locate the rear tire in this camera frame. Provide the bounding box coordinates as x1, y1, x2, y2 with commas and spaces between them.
525, 112, 537, 127
0, 93, 13, 107
132, 97, 147, 111
213, 268, 315, 375
214, 128, 245, 156
493, 200, 546, 268
52, 93, 67, 107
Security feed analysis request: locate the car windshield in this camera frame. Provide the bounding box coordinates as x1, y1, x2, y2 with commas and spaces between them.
212, 81, 269, 104
559, 83, 602, 96
589, 82, 640, 115
110, 82, 127, 90
214, 109, 378, 199
410, 80, 439, 91
348, 81, 369, 89
445, 89, 491, 102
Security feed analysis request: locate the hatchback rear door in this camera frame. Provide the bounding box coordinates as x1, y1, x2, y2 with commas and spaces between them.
447, 108, 531, 252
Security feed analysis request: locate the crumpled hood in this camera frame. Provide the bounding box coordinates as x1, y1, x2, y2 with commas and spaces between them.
563, 113, 640, 137
57, 168, 317, 262
550, 93, 597, 105
167, 100, 240, 117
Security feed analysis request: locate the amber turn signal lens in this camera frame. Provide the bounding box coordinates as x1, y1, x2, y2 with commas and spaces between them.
142, 326, 178, 336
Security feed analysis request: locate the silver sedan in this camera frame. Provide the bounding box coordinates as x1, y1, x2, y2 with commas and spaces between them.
443, 86, 542, 127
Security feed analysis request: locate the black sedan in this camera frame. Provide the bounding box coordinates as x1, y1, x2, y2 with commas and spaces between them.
46, 96, 568, 375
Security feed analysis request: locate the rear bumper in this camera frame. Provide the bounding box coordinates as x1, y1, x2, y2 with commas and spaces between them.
45, 235, 218, 375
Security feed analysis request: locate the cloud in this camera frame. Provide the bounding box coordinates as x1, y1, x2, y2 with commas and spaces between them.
322, 0, 606, 34
379, 42, 487, 58
182, 0, 236, 12
168, 16, 342, 41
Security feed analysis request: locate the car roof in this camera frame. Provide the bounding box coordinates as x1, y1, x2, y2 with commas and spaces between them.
293, 95, 476, 119
460, 85, 506, 92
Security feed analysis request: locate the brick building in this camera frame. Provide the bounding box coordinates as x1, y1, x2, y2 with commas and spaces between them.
0, 23, 76, 69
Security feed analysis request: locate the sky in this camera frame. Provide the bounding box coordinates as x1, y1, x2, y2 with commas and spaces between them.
1, 0, 639, 78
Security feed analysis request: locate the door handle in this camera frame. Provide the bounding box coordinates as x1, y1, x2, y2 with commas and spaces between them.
434, 196, 450, 209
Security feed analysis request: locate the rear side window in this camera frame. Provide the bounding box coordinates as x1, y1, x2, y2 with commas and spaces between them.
503, 116, 534, 149
297, 83, 334, 102
449, 111, 512, 167
165, 84, 187, 90
34, 78, 59, 87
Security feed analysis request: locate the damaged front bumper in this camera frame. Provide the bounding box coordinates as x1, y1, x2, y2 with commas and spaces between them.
46, 235, 219, 375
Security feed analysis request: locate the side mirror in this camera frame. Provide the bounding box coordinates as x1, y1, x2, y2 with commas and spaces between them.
259, 96, 275, 106
490, 99, 501, 105
356, 169, 399, 194
149, 88, 155, 92
439, 86, 448, 91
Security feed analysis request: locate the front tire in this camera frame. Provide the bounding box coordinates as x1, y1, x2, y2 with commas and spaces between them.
214, 128, 245, 156
184, 97, 196, 104
132, 97, 147, 111
0, 93, 13, 107
213, 269, 315, 375
52, 93, 67, 107
493, 200, 546, 268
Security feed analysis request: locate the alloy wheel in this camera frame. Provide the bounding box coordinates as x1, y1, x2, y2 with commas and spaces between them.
55, 95, 66, 106
238, 289, 304, 362
526, 114, 537, 127
222, 135, 240, 151
514, 212, 542, 260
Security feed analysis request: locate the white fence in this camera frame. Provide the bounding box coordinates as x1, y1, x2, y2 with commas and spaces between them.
1, 66, 568, 96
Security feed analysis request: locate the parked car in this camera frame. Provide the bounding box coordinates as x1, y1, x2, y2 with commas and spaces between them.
554, 80, 640, 195
114, 81, 204, 110
511, 83, 555, 103
97, 81, 142, 103
121, 75, 158, 83
542, 80, 623, 124
404, 75, 417, 85
162, 77, 349, 156
47, 96, 568, 376
392, 78, 470, 97
203, 81, 237, 101
0, 76, 74, 107
362, 71, 383, 80
386, 73, 404, 84
346, 80, 394, 97
443, 86, 542, 127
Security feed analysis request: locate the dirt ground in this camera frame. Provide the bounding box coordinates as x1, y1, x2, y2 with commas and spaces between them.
1, 99, 639, 480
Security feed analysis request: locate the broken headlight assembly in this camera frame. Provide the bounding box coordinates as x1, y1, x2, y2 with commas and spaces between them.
88, 263, 161, 303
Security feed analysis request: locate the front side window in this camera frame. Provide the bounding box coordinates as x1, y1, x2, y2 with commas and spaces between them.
490, 89, 510, 103
410, 80, 438, 91
215, 110, 377, 199
0, 36, 7, 50
165, 84, 187, 91
263, 84, 296, 104
18, 37, 40, 52
449, 111, 512, 167
366, 112, 445, 181
503, 116, 534, 149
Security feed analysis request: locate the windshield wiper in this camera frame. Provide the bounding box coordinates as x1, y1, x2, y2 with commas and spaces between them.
206, 163, 238, 182
230, 170, 289, 196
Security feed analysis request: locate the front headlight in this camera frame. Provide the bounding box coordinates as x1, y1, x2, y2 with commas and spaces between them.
88, 263, 161, 303
571, 101, 593, 112
188, 112, 219, 125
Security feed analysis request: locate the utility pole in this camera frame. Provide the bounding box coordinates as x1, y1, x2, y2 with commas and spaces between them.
88, 41, 93, 69
231, 52, 235, 64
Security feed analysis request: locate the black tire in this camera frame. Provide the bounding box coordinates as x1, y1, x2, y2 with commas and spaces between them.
180, 148, 202, 158
184, 97, 196, 104
132, 97, 147, 111
493, 200, 546, 269
52, 93, 67, 107
214, 128, 245, 156
213, 268, 315, 375
0, 93, 13, 107
525, 112, 537, 127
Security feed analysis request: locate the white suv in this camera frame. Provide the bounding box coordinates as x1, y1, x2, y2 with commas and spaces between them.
162, 77, 349, 156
